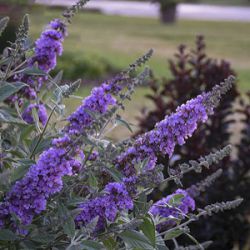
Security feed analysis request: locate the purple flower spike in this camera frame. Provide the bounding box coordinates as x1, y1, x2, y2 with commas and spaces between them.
22, 103, 48, 126
117, 92, 216, 176
0, 146, 81, 226
29, 19, 67, 73
75, 182, 133, 232
66, 83, 117, 135
149, 189, 195, 231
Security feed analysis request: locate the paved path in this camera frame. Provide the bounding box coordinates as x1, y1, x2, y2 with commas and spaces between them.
36, 0, 250, 22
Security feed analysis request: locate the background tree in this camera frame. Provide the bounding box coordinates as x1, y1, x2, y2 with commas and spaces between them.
137, 36, 250, 249
152, 0, 198, 23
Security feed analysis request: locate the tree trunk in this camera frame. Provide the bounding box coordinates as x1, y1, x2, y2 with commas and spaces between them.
160, 4, 177, 24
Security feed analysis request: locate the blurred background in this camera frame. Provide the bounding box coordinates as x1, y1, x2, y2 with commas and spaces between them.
0, 0, 249, 129
0, 0, 249, 249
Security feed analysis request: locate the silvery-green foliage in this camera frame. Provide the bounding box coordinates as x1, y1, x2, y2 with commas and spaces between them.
0, 1, 243, 249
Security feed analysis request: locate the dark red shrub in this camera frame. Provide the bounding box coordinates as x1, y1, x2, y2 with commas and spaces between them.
137, 36, 250, 249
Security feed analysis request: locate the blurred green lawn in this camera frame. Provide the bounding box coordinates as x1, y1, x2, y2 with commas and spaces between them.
30, 8, 250, 91
199, 0, 250, 5
121, 0, 250, 5
29, 8, 250, 138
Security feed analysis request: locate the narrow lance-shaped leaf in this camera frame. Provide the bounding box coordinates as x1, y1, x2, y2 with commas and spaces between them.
0, 16, 9, 37
0, 81, 27, 102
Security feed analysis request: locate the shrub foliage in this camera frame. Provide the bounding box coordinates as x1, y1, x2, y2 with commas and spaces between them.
0, 1, 244, 249
137, 36, 250, 249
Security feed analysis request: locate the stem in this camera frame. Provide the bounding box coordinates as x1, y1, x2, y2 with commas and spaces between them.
159, 210, 206, 237
29, 106, 56, 159
8, 59, 28, 78
3, 50, 18, 81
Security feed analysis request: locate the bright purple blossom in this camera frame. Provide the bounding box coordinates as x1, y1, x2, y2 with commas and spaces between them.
0, 145, 82, 227
117, 92, 215, 176
122, 176, 138, 196
75, 182, 133, 231
0, 75, 127, 229
22, 103, 48, 126
149, 189, 195, 231
29, 19, 67, 73
66, 84, 117, 135
6, 19, 67, 107
52, 135, 71, 148
88, 151, 99, 161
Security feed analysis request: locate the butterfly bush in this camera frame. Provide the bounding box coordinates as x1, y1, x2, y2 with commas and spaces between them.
29, 19, 67, 73
0, 79, 125, 227
22, 103, 48, 126
6, 18, 67, 128
149, 189, 195, 231
66, 77, 123, 135
116, 83, 230, 177
75, 182, 133, 231
0, 1, 243, 249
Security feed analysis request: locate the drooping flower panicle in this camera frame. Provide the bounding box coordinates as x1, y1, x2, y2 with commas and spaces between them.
29, 19, 67, 73
117, 76, 235, 176
75, 182, 133, 232
22, 103, 48, 126
0, 75, 128, 228
149, 189, 195, 231
66, 79, 123, 135
6, 19, 67, 107
0, 145, 81, 226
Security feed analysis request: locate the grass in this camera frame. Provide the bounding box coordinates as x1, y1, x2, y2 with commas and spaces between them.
199, 0, 250, 6
29, 8, 250, 91
120, 0, 250, 5
28, 8, 250, 138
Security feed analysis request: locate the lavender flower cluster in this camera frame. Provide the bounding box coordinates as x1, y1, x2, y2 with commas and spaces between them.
117, 92, 217, 177
22, 103, 48, 126
0, 74, 125, 229
0, 75, 233, 231
66, 77, 123, 135
149, 189, 195, 231
6, 19, 67, 130
0, 10, 235, 239
0, 145, 81, 226
29, 19, 67, 73
75, 182, 133, 231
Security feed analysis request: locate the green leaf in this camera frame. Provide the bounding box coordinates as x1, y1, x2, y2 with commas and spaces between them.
0, 229, 17, 241
102, 237, 117, 250
23, 67, 47, 76
104, 167, 123, 182
31, 233, 54, 244
134, 192, 151, 216
29, 136, 52, 156
58, 204, 76, 238
168, 194, 184, 207
20, 240, 40, 249
140, 216, 156, 247
0, 16, 9, 37
0, 109, 25, 124
80, 240, 104, 250
63, 216, 76, 238
156, 233, 169, 250
88, 171, 98, 188
10, 160, 34, 183
22, 14, 29, 32
0, 81, 27, 102
164, 229, 183, 241
116, 116, 133, 133
20, 124, 35, 141
53, 70, 63, 85
120, 229, 155, 250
